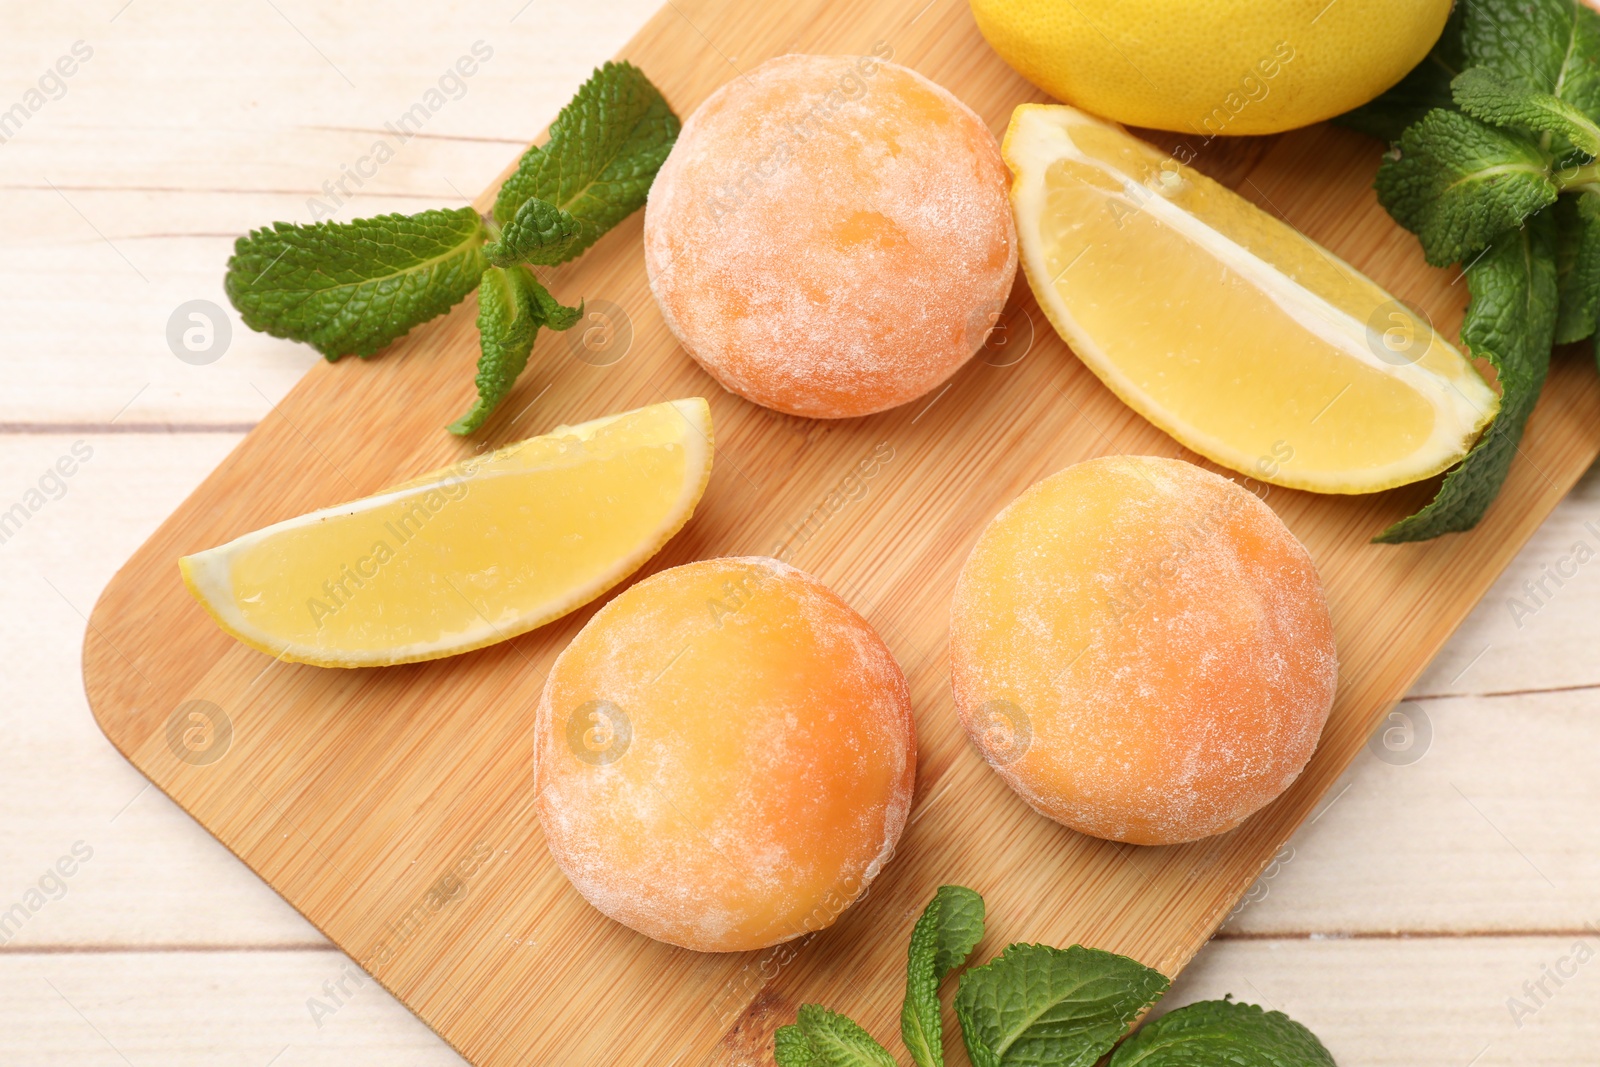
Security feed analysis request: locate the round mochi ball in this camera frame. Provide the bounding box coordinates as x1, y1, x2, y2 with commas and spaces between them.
534, 555, 916, 952
643, 53, 1017, 419
950, 456, 1337, 846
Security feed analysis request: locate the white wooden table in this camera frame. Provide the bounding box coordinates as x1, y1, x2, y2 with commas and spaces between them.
2, 2, 1596, 1063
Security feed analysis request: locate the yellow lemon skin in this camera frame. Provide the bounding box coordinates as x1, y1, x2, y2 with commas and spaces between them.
969, 0, 1454, 135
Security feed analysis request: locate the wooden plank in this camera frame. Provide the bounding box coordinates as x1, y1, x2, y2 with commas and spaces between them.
0, 949, 467, 1065
0, 0, 659, 425
1414, 460, 1600, 697
1226, 687, 1600, 936
0, 432, 327, 947
73, 3, 1600, 1067
4, 938, 1596, 1066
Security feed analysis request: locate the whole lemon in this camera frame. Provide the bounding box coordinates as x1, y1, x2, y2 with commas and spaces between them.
969, 0, 1453, 136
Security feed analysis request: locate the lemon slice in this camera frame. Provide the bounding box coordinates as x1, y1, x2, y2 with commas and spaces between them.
1004, 104, 1498, 494
181, 398, 714, 667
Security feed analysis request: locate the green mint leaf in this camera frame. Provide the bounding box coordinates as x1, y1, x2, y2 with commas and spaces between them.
486, 196, 582, 267
1375, 108, 1556, 266
1107, 998, 1337, 1067
954, 943, 1170, 1067
447, 265, 578, 435
1461, 0, 1600, 120
1452, 68, 1600, 156
1337, 3, 1463, 143
901, 886, 986, 1067
492, 61, 680, 265
775, 1024, 822, 1067
528, 274, 584, 331
795, 1004, 897, 1067
225, 208, 489, 360
1377, 208, 1558, 542
1555, 192, 1600, 344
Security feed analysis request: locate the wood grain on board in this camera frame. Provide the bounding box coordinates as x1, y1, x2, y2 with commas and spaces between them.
80, 0, 1600, 1064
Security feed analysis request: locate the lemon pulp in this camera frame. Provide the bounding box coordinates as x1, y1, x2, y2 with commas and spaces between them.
1006, 104, 1498, 494
181, 398, 714, 667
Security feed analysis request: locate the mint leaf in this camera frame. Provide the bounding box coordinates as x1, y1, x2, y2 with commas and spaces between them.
225, 208, 488, 359
1555, 192, 1600, 343
1337, 4, 1463, 143
795, 1004, 897, 1067
901, 886, 986, 1067
1377, 208, 1558, 542
528, 273, 584, 331
487, 197, 581, 267
446, 265, 579, 435
1108, 998, 1337, 1067
1452, 68, 1600, 156
1376, 108, 1557, 265
1461, 0, 1600, 120
492, 61, 679, 266
954, 943, 1170, 1067
775, 1024, 822, 1067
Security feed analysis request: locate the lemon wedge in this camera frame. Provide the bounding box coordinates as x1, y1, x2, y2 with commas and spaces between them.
1004, 104, 1498, 494
181, 398, 714, 667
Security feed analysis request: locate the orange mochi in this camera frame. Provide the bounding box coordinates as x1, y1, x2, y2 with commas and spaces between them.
950, 456, 1336, 846
643, 53, 1017, 419
534, 556, 915, 952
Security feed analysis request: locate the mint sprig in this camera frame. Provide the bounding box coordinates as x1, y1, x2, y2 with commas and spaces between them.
1106, 997, 1338, 1067
1376, 208, 1558, 542
490, 59, 680, 265
447, 265, 580, 435
1460, 0, 1600, 115
1452, 68, 1600, 157
1374, 107, 1555, 266
1339, 0, 1600, 540
223, 62, 677, 434
1555, 192, 1600, 344
901, 885, 985, 1067
772, 886, 1336, 1067
225, 208, 489, 360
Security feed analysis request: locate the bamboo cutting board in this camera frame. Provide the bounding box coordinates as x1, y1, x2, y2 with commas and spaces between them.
82, 1, 1600, 1064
